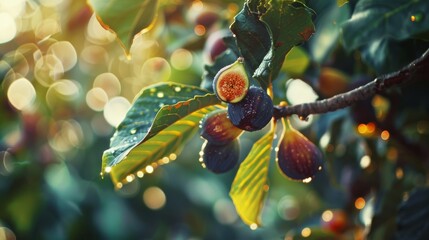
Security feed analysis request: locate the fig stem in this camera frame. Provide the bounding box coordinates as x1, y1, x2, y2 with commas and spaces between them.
273, 48, 429, 119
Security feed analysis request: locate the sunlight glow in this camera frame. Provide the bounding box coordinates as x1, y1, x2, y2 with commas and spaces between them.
103, 97, 131, 127
286, 79, 318, 105
143, 187, 166, 210
7, 77, 36, 111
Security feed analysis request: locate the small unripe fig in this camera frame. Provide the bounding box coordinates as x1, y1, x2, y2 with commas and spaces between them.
203, 29, 231, 63
213, 58, 249, 103
276, 118, 323, 180
199, 108, 243, 145
200, 139, 240, 173
319, 67, 349, 97
227, 86, 273, 131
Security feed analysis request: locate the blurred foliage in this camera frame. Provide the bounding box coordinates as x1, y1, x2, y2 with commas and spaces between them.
0, 0, 428, 240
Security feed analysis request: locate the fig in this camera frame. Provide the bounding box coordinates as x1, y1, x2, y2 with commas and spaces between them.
227, 86, 273, 131
203, 29, 231, 63
276, 118, 323, 180
199, 109, 243, 145
200, 139, 240, 173
213, 58, 249, 103
318, 67, 350, 97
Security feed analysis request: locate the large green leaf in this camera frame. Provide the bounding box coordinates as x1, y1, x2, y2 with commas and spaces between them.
254, 1, 315, 88
341, 0, 429, 51
230, 129, 275, 226
102, 83, 220, 184
88, 0, 158, 53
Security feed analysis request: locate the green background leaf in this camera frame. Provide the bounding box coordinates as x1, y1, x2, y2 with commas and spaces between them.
230, 129, 275, 226
341, 0, 429, 51
88, 0, 158, 53
102, 83, 220, 184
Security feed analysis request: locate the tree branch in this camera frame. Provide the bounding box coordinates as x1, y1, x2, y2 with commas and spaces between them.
273, 48, 429, 119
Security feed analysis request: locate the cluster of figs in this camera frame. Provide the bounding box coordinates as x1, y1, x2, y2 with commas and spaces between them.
199, 58, 323, 180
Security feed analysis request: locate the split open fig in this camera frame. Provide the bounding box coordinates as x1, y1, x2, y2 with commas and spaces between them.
213, 58, 249, 103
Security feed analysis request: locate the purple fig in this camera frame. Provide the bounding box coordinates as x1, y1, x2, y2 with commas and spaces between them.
227, 86, 273, 131
276, 118, 323, 180
200, 139, 240, 173
199, 108, 243, 145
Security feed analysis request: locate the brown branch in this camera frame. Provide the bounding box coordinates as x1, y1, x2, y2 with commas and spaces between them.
273, 48, 429, 119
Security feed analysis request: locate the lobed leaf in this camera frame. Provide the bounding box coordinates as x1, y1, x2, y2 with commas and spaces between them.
229, 128, 275, 226
102, 83, 220, 184
341, 0, 429, 51
88, 0, 158, 53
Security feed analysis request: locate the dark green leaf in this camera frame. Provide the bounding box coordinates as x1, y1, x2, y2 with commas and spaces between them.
341, 0, 429, 51
102, 83, 220, 184
230, 4, 271, 77
253, 1, 315, 88
88, 0, 158, 53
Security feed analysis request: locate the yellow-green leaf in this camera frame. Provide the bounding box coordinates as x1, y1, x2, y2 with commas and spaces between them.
88, 0, 158, 53
229, 129, 275, 226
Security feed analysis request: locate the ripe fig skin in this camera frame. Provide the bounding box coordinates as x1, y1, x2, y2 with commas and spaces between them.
213, 58, 249, 103
199, 109, 243, 145
201, 139, 240, 174
277, 119, 323, 180
227, 86, 274, 131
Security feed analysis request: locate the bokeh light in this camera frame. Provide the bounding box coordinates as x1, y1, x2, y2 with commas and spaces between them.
47, 41, 78, 71
140, 57, 171, 84
49, 120, 84, 153
93, 72, 121, 98
0, 151, 14, 176
0, 227, 16, 240
170, 48, 193, 70
0, 12, 17, 44
34, 18, 61, 40
45, 79, 81, 109
34, 54, 64, 86
213, 199, 238, 224
277, 195, 300, 221
359, 155, 371, 169
0, 0, 26, 18
286, 79, 318, 105
86, 87, 109, 111
103, 97, 131, 127
143, 187, 166, 210
7, 77, 36, 111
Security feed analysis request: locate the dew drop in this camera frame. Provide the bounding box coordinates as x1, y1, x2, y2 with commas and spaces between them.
157, 92, 164, 98
130, 128, 137, 134
302, 177, 312, 183
174, 86, 181, 92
